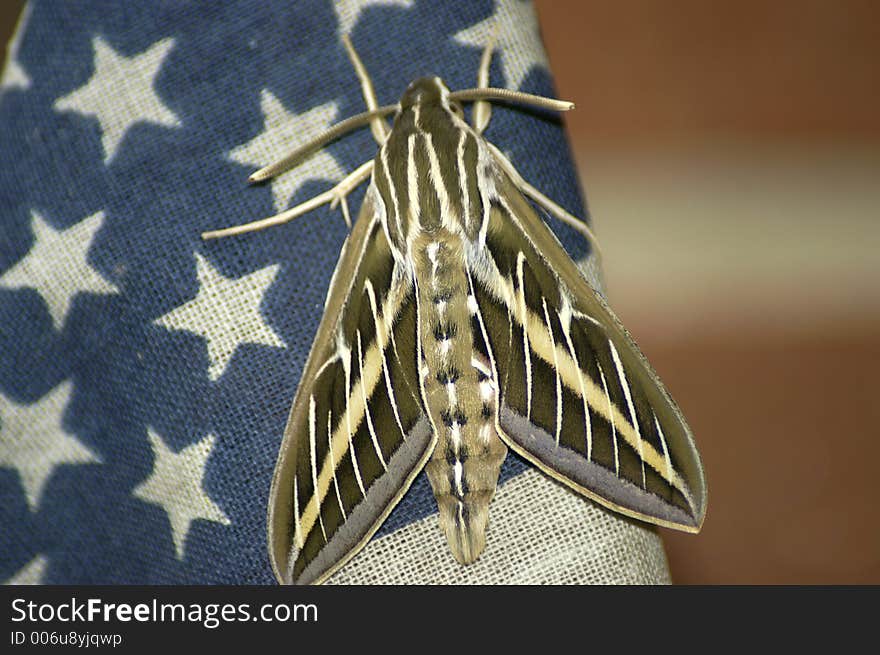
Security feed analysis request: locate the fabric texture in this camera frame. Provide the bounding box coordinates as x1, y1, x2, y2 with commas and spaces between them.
1, 0, 670, 584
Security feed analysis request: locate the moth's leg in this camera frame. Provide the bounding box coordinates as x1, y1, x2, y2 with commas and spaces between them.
328, 162, 369, 228
487, 143, 603, 258
342, 35, 389, 145
472, 28, 499, 134
202, 160, 374, 239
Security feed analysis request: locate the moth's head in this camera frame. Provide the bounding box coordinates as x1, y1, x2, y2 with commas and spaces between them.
399, 76, 465, 120
400, 76, 451, 109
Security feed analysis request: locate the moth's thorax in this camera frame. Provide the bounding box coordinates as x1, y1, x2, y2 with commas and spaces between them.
372, 80, 485, 259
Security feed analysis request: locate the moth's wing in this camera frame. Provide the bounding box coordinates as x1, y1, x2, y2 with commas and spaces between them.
468, 171, 707, 532
267, 191, 432, 585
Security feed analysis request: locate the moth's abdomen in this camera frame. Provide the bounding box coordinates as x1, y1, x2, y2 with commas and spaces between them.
414, 230, 507, 564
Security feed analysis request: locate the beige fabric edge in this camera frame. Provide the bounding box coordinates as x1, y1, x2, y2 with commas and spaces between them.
329, 468, 672, 585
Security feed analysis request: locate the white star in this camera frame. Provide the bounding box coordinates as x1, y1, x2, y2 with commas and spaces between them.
230, 91, 345, 213
333, 0, 414, 36
0, 381, 101, 513
53, 36, 180, 163
5, 554, 48, 585
132, 429, 230, 560
1, 2, 32, 92
0, 210, 119, 331
455, 0, 549, 91
153, 253, 285, 381
4, 59, 30, 92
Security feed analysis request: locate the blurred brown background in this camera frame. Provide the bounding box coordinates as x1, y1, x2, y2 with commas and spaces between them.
3, 1, 878, 584
534, 0, 880, 583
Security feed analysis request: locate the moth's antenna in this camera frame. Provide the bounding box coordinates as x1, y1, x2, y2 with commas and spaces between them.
248, 35, 391, 186
248, 105, 397, 183
449, 88, 573, 113
247, 89, 569, 185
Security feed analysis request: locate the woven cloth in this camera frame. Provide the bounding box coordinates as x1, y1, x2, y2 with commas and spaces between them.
1, 0, 670, 584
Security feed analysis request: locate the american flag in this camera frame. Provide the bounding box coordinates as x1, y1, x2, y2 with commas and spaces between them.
1, 0, 669, 584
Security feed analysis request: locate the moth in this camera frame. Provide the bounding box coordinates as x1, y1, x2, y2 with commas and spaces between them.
204, 35, 707, 585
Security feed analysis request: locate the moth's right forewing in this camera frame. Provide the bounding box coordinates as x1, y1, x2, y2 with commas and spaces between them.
267, 192, 430, 585
470, 171, 707, 533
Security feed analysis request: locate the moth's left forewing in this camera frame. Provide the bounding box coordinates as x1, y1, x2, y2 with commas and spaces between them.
267, 192, 432, 585
468, 162, 707, 533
